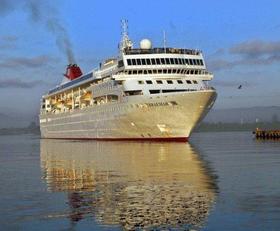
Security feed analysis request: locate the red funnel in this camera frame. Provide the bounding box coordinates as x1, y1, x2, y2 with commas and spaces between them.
64, 64, 83, 80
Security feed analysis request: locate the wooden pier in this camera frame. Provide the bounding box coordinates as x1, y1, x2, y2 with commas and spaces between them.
253, 128, 280, 139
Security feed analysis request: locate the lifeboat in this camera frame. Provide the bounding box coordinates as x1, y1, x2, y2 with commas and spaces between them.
81, 92, 92, 101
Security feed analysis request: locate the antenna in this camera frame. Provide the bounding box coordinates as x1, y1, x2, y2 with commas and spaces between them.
121, 19, 128, 38
119, 19, 133, 53
163, 30, 167, 52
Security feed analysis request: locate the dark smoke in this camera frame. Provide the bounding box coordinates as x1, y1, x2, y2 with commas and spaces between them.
26, 0, 76, 63
0, 0, 76, 63
47, 19, 75, 64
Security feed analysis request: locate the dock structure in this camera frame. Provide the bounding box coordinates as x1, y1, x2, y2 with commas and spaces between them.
253, 128, 280, 139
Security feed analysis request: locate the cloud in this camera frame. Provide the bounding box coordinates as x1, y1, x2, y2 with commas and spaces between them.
207, 59, 235, 71
230, 40, 280, 57
0, 78, 49, 89
0, 55, 54, 68
208, 56, 280, 71
1, 35, 18, 42
0, 35, 18, 49
208, 39, 280, 71
0, 0, 15, 15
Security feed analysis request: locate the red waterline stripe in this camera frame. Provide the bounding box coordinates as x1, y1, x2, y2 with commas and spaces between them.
42, 136, 188, 142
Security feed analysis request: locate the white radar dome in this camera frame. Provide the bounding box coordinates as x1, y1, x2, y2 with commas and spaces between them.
140, 39, 152, 49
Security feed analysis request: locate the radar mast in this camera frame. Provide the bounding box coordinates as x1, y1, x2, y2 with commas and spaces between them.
119, 19, 133, 53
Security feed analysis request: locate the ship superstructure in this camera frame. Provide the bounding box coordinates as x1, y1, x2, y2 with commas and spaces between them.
40, 20, 217, 141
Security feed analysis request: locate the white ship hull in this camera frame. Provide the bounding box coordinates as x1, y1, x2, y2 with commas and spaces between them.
40, 90, 216, 141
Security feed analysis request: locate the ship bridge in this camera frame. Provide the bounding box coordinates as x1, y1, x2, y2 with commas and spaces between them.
124, 47, 201, 55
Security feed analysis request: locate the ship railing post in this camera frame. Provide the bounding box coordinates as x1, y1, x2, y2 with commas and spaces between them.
78, 87, 81, 109
72, 89, 74, 110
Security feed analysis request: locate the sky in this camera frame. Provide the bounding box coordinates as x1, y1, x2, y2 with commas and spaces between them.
1, 0, 280, 118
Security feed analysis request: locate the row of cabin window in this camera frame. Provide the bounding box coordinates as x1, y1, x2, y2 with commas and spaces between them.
138, 79, 198, 85
125, 69, 205, 75
126, 58, 204, 66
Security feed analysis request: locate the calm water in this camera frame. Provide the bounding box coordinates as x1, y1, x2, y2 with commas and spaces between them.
0, 132, 279, 230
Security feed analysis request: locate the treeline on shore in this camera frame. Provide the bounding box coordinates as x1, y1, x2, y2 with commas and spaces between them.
0, 122, 40, 135
195, 122, 280, 132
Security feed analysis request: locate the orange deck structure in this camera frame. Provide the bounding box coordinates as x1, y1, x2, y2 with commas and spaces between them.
253, 128, 280, 139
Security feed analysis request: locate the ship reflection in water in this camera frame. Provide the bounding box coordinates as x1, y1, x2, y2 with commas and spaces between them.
40, 140, 217, 230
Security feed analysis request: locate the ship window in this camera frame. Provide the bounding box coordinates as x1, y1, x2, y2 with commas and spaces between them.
146, 80, 153, 84
172, 69, 177, 73
190, 59, 194, 65
118, 60, 124, 67
127, 59, 132, 65
177, 80, 183, 84
177, 69, 181, 74
158, 69, 163, 74
165, 58, 170, 64
168, 69, 172, 74
193, 80, 198, 84
194, 70, 198, 74
128, 70, 132, 74
174, 59, 179, 64
182, 59, 186, 65
137, 59, 141, 65
138, 70, 143, 74
156, 80, 163, 84
124, 90, 143, 96
146, 59, 151, 65
149, 90, 160, 94
170, 58, 175, 64
138, 80, 144, 84
156, 58, 160, 64
148, 70, 152, 74
144, 70, 148, 74
151, 59, 156, 65
167, 80, 173, 84
163, 69, 167, 74
132, 59, 136, 65
141, 59, 146, 65
200, 59, 204, 65
153, 69, 157, 74
133, 70, 137, 74
163, 89, 188, 93
178, 59, 183, 65
160, 58, 165, 64
186, 80, 192, 84
185, 59, 190, 65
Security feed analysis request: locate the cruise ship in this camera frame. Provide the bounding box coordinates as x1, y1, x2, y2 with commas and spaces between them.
39, 20, 217, 141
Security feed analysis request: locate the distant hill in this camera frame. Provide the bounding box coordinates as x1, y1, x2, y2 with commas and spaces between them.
204, 106, 280, 123
0, 112, 33, 128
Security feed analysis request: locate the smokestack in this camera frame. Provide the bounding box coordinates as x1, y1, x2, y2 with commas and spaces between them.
64, 64, 83, 81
